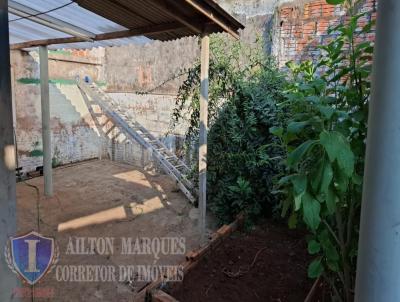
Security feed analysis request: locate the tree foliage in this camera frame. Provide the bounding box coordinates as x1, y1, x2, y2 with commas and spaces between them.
171, 36, 286, 224
274, 1, 374, 300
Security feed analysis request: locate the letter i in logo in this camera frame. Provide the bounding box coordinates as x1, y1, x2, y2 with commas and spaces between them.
7, 231, 55, 285
25, 239, 40, 273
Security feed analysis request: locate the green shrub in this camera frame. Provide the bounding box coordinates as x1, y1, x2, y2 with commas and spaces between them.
171, 36, 285, 224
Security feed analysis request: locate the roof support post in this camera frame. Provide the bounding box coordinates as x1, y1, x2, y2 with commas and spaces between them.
355, 1, 400, 301
39, 46, 53, 197
198, 34, 209, 239
0, 0, 20, 300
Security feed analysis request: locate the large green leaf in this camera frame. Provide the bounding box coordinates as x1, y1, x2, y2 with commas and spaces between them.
320, 131, 354, 177
317, 105, 335, 119
305, 96, 320, 103
269, 126, 283, 137
287, 121, 309, 134
308, 240, 321, 254
327, 259, 340, 272
320, 160, 333, 195
326, 243, 339, 262
278, 175, 295, 186
302, 192, 321, 231
308, 258, 324, 278
287, 140, 318, 167
319, 230, 339, 265
334, 164, 349, 193
311, 159, 324, 192
291, 174, 307, 210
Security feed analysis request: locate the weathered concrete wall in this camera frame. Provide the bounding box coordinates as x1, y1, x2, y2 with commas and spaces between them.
217, 0, 277, 16
11, 49, 105, 174
48, 48, 105, 82
107, 93, 184, 136
104, 0, 276, 95
11, 47, 185, 174
105, 37, 199, 95
88, 91, 184, 168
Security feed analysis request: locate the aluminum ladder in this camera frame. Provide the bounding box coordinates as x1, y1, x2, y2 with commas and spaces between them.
77, 81, 196, 203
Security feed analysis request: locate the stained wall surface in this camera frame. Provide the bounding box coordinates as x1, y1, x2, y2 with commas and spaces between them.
11, 49, 105, 173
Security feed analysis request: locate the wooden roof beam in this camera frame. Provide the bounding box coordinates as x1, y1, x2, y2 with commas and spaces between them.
184, 0, 240, 39
148, 0, 204, 34
106, 0, 155, 25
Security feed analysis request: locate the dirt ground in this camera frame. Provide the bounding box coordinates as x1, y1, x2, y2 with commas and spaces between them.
169, 220, 313, 302
15, 159, 207, 302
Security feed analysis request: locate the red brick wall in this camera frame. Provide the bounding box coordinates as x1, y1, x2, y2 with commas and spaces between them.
273, 0, 377, 66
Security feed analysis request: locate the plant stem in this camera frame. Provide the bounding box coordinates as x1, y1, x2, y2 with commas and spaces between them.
323, 219, 341, 247
336, 208, 352, 302
324, 273, 344, 302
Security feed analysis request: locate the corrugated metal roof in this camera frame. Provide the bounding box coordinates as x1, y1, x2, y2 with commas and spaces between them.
9, 0, 149, 49
75, 0, 243, 41
8, 0, 244, 50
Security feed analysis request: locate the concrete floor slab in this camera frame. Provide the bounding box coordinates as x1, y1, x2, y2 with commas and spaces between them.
15, 159, 205, 301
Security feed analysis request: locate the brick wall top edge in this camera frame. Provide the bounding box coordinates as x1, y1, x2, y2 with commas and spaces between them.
278, 0, 335, 11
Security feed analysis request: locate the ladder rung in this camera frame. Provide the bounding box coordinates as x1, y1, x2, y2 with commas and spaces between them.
150, 142, 162, 146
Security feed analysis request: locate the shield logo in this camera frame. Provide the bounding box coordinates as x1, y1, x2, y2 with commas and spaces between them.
11, 231, 54, 285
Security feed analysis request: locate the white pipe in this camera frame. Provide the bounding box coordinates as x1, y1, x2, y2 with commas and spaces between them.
39, 45, 53, 197
355, 1, 400, 300
198, 35, 209, 238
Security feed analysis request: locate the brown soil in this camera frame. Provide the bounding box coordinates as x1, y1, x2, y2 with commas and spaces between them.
169, 221, 313, 302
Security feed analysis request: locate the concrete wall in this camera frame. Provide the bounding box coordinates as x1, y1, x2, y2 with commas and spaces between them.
9, 0, 255, 174
91, 91, 184, 168
103, 0, 275, 95
10, 47, 185, 174
105, 37, 199, 95
11, 49, 105, 174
